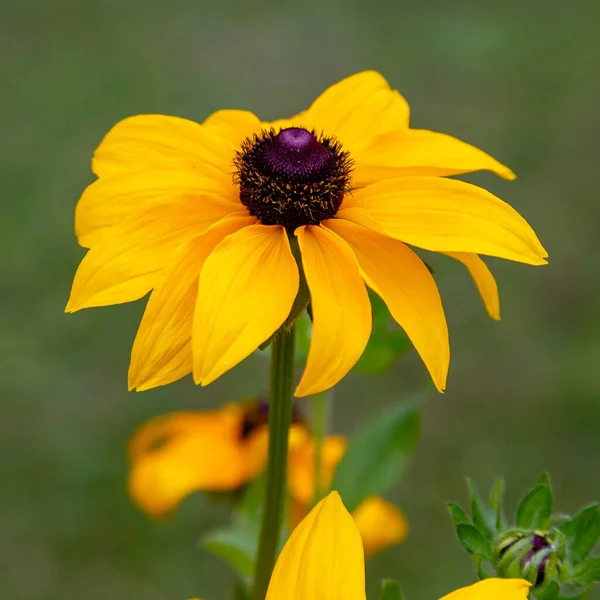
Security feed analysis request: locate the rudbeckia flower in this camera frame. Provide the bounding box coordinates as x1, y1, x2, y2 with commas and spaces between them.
287, 433, 408, 559
192, 492, 531, 600
128, 400, 278, 518
66, 71, 547, 396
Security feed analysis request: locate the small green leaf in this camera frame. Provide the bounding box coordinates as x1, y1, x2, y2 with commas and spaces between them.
447, 502, 470, 526
467, 478, 495, 539
559, 504, 600, 564
380, 579, 404, 600
232, 477, 264, 531
332, 400, 420, 512
516, 485, 553, 530
489, 477, 506, 533
201, 528, 257, 584
456, 523, 494, 562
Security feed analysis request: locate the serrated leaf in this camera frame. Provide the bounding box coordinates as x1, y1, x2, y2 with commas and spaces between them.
559, 504, 600, 564
516, 485, 553, 530
467, 478, 495, 539
380, 579, 404, 600
456, 523, 494, 562
447, 502, 470, 526
332, 401, 420, 512
489, 477, 506, 533
201, 528, 257, 584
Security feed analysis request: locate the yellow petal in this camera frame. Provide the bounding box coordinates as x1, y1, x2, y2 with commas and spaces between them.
202, 109, 262, 147
444, 252, 500, 320
303, 71, 410, 151
325, 218, 449, 393
266, 492, 365, 600
288, 435, 348, 506
92, 114, 238, 182
127, 407, 268, 519
439, 579, 531, 600
352, 497, 409, 560
67, 200, 245, 312
76, 169, 238, 248
128, 215, 256, 391
295, 226, 372, 397
341, 177, 548, 265
193, 224, 299, 385
352, 128, 515, 187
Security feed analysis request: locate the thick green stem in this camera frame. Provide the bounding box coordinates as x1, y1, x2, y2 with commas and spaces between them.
252, 326, 296, 600
311, 390, 329, 506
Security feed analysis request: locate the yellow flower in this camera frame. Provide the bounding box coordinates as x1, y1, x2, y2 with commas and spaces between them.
66, 71, 547, 396
288, 434, 408, 559
127, 401, 272, 519
264, 492, 531, 600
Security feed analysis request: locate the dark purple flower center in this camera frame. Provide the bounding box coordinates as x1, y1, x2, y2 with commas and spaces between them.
233, 127, 352, 230
239, 398, 305, 440
522, 535, 553, 585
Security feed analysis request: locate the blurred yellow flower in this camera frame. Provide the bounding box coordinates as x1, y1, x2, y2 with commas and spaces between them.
263, 492, 531, 600
127, 401, 272, 519
287, 434, 408, 559
67, 71, 547, 395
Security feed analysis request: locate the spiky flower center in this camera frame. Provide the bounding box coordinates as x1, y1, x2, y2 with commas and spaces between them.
234, 127, 352, 230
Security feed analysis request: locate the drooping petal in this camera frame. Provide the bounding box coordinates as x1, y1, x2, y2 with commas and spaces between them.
443, 252, 500, 320
295, 226, 372, 397
325, 218, 449, 392
439, 579, 531, 600
76, 169, 239, 248
340, 177, 548, 265
128, 215, 256, 391
302, 71, 410, 151
288, 435, 348, 507
352, 497, 409, 559
127, 408, 268, 519
92, 114, 243, 182
266, 492, 366, 600
352, 128, 515, 187
202, 109, 262, 147
127, 406, 241, 462
67, 200, 247, 312
193, 224, 299, 386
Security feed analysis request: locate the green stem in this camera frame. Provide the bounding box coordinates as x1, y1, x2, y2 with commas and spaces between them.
311, 390, 329, 506
252, 326, 296, 600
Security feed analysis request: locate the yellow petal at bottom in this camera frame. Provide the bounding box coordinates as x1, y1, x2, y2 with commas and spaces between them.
439, 579, 531, 600
266, 492, 366, 600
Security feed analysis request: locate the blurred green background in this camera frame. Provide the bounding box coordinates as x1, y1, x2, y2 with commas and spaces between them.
2, 0, 599, 598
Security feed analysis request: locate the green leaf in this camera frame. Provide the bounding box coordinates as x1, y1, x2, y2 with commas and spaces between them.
456, 523, 494, 562
354, 293, 411, 375
534, 580, 560, 600
559, 504, 600, 564
467, 478, 495, 539
332, 400, 420, 512
447, 502, 470, 526
232, 477, 265, 531
516, 485, 553, 530
571, 556, 600, 583
201, 528, 258, 584
489, 477, 506, 533
380, 579, 404, 600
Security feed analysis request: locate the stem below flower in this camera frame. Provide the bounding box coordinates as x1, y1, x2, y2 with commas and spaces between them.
252, 326, 296, 600
312, 390, 329, 506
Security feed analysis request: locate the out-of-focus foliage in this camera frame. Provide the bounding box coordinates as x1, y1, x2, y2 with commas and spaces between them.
2, 1, 600, 599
